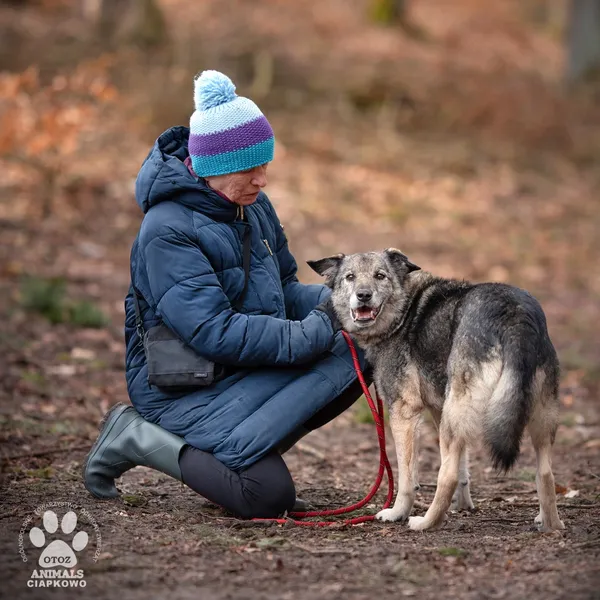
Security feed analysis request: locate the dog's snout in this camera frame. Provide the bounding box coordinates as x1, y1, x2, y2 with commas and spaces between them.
356, 288, 373, 303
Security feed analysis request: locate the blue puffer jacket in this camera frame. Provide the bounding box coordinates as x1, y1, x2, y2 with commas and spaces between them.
124, 126, 364, 471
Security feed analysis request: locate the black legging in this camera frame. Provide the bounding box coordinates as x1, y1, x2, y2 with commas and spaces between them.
178, 376, 370, 518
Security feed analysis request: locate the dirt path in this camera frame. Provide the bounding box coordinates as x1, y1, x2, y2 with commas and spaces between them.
1, 383, 599, 600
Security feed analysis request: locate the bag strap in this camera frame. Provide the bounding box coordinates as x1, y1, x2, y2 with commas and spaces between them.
233, 223, 251, 312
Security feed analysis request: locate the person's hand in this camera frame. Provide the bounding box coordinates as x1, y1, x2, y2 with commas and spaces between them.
314, 298, 343, 333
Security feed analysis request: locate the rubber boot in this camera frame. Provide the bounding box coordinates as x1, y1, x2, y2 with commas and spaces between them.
291, 497, 313, 512
83, 403, 186, 499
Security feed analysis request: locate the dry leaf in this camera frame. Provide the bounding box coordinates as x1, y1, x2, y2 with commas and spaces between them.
96, 552, 114, 561
561, 394, 574, 407
71, 347, 96, 361
47, 364, 77, 376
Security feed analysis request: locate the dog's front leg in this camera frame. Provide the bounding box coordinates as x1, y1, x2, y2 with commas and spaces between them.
376, 404, 421, 523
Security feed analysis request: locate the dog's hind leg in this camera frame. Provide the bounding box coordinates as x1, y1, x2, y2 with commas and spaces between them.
453, 447, 475, 511
409, 371, 481, 531
531, 441, 563, 531
528, 374, 564, 531
376, 404, 422, 523
409, 424, 463, 531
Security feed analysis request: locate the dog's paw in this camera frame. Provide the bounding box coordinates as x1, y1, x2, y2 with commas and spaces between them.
376, 494, 414, 522
376, 508, 408, 523
535, 518, 565, 532
408, 514, 446, 531
534, 510, 565, 531
452, 492, 475, 512
452, 480, 475, 512
408, 516, 429, 531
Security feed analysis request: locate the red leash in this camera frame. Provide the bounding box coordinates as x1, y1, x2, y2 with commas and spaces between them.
252, 331, 394, 527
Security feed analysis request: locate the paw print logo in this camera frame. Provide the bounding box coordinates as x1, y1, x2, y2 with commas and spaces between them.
29, 510, 89, 569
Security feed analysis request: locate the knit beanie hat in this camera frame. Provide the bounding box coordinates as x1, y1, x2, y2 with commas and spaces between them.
189, 70, 275, 177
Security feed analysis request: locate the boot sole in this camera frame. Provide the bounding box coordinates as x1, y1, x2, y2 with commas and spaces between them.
82, 402, 131, 499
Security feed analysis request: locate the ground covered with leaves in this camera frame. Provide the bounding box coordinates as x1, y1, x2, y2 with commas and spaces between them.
1, 396, 599, 599
1, 1, 600, 599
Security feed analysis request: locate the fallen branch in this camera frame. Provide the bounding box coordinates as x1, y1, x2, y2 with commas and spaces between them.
422, 484, 536, 493
488, 489, 537, 496
571, 539, 600, 549
477, 517, 528, 524
506, 502, 600, 510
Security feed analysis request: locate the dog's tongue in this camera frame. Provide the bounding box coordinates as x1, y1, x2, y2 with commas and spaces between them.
356, 307, 374, 319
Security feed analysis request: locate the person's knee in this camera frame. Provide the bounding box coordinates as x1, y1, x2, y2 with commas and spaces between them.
239, 477, 295, 519
237, 458, 296, 519
267, 471, 296, 516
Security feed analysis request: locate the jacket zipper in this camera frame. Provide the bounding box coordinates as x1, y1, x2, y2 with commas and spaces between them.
263, 239, 273, 256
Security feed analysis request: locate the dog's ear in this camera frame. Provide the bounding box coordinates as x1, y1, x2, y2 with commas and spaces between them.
307, 254, 344, 283
384, 248, 420, 280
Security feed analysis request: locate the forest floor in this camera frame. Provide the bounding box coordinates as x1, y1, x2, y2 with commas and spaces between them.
1, 379, 599, 599
1, 0, 599, 598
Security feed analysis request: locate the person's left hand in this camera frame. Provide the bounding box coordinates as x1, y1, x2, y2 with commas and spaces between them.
314, 298, 343, 333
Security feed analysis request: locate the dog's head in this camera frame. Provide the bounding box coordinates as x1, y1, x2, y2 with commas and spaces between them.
307, 249, 420, 339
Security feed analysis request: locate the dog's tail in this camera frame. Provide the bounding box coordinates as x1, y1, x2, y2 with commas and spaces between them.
484, 333, 537, 472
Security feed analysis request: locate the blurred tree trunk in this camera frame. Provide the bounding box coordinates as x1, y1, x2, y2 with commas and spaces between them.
95, 0, 120, 42
129, 0, 168, 48
90, 0, 167, 48
566, 0, 600, 83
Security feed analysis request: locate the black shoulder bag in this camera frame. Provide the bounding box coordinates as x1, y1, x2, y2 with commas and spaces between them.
133, 224, 251, 390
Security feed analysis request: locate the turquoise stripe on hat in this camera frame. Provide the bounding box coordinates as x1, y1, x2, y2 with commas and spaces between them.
191, 137, 274, 177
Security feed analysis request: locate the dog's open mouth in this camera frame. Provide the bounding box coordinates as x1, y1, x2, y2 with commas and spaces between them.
351, 306, 380, 322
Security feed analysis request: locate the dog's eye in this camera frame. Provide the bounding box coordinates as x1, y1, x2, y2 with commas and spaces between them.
374, 272, 386, 280
345, 273, 355, 281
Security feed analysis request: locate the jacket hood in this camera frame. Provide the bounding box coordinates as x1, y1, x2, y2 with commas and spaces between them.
135, 126, 238, 221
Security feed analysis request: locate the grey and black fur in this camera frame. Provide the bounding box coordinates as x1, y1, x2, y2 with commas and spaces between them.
308, 249, 564, 532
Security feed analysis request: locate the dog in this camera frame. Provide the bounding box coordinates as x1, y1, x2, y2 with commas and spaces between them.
308, 249, 564, 532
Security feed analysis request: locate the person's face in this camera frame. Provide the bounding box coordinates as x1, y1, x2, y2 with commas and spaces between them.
205, 163, 269, 206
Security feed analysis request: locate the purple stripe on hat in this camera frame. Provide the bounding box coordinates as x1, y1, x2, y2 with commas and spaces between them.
189, 116, 274, 157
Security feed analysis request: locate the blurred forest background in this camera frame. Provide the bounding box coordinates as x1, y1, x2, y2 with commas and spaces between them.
1, 2, 600, 598
1, 0, 599, 423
